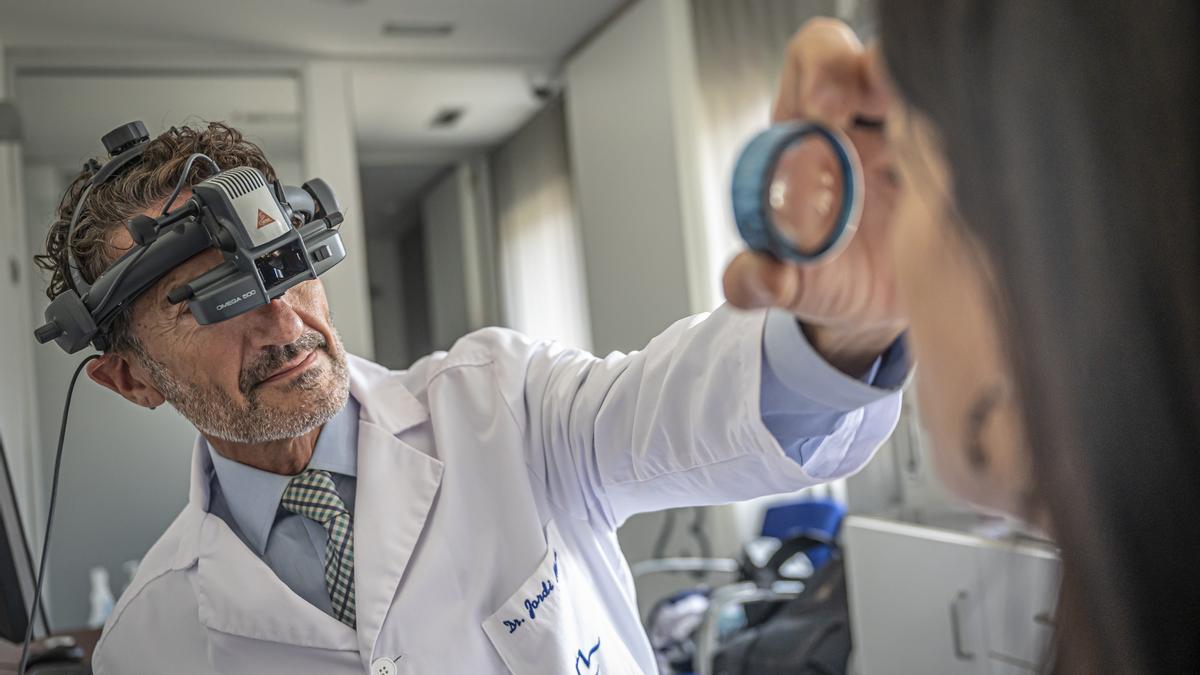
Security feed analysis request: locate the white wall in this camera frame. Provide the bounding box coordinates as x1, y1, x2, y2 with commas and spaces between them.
303, 62, 375, 360
365, 232, 410, 369
420, 160, 500, 351
0, 39, 44, 543
564, 0, 709, 357
421, 169, 471, 352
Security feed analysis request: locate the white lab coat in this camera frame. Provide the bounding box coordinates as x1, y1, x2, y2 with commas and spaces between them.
92, 306, 901, 674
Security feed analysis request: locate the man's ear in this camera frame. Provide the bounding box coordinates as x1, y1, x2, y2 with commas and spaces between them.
87, 352, 166, 409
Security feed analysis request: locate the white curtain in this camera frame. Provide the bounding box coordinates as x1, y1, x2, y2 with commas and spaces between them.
491, 97, 593, 351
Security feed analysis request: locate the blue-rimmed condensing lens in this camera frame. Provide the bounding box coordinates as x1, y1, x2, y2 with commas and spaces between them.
731, 121, 864, 264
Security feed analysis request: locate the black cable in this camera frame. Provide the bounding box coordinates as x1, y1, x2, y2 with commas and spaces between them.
18, 354, 100, 675
690, 506, 712, 559
688, 506, 713, 580
160, 153, 221, 216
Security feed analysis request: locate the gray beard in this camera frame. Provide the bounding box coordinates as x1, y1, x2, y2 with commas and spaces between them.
138, 329, 350, 444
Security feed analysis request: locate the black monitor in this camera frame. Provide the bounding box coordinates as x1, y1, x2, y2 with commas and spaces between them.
0, 431, 50, 644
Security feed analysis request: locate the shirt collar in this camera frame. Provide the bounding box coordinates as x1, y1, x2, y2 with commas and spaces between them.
205, 395, 360, 555
308, 395, 359, 478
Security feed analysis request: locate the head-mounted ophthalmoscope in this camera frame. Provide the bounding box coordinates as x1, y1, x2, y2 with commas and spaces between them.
34, 120, 347, 354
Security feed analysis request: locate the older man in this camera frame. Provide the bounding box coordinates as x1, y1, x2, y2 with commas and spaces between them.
36, 19, 905, 675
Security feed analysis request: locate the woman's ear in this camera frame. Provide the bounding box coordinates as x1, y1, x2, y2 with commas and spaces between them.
86, 352, 166, 409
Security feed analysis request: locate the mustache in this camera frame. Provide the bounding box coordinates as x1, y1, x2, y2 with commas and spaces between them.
240, 330, 328, 394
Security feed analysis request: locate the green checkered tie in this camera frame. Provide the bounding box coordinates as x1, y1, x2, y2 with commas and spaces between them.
280, 470, 357, 628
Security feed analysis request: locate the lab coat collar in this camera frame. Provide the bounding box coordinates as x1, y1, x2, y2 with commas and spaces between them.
346, 354, 444, 667
179, 354, 444, 666
346, 353, 430, 435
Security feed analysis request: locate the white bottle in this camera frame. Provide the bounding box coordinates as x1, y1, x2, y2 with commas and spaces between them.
121, 559, 140, 595
87, 566, 115, 629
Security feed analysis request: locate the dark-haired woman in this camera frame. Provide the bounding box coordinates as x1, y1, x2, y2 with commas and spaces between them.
725, 7, 1198, 673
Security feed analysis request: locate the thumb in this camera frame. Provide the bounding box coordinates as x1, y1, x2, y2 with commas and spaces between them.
723, 252, 800, 310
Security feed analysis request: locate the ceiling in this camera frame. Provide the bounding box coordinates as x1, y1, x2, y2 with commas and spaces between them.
4, 0, 628, 231
351, 63, 549, 166
0, 0, 624, 62
15, 74, 304, 170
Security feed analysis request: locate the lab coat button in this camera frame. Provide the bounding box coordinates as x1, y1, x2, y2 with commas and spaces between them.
371, 657, 398, 675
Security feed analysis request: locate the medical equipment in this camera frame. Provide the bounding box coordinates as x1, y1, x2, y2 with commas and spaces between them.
19, 121, 349, 673
2, 426, 86, 674
0, 431, 49, 646
34, 120, 346, 354
732, 122, 863, 264
637, 498, 848, 674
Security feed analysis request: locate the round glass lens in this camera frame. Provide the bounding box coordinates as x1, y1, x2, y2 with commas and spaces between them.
765, 133, 847, 257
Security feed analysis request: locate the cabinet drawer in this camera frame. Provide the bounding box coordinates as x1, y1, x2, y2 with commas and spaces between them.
975, 545, 1059, 670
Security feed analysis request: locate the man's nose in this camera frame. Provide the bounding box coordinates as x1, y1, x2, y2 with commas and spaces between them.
243, 292, 305, 349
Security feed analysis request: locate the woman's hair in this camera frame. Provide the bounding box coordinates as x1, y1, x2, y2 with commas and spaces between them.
878, 1, 1199, 672
34, 121, 277, 353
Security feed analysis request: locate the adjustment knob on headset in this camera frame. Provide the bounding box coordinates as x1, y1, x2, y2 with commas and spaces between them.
37, 292, 98, 353
215, 227, 238, 252
34, 322, 63, 344
101, 121, 150, 157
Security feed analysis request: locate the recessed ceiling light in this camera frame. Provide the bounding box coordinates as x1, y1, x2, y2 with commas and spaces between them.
382, 21, 455, 37
430, 107, 465, 128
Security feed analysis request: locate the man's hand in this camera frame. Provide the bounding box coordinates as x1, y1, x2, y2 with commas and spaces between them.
723, 17, 906, 377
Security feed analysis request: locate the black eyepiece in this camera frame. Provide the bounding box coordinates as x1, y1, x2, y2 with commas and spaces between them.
101, 121, 150, 157
127, 214, 159, 246
167, 284, 194, 305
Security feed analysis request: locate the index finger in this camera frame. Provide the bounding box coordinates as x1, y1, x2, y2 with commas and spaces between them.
772, 17, 868, 128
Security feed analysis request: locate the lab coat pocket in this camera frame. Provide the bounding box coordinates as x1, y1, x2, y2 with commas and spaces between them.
482, 520, 642, 674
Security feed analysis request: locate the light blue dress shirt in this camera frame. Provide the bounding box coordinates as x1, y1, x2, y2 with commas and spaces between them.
759, 309, 909, 468
204, 310, 909, 618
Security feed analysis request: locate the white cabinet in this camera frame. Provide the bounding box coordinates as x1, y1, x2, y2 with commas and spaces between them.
844, 515, 1059, 675
974, 541, 1058, 671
